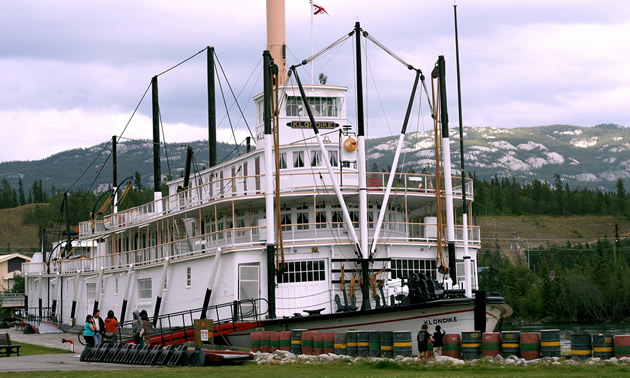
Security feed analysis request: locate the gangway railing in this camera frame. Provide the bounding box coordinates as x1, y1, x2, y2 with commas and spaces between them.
15, 306, 56, 326
116, 298, 268, 346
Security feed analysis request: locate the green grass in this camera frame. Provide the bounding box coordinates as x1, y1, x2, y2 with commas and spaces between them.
0, 341, 72, 357
0, 360, 628, 377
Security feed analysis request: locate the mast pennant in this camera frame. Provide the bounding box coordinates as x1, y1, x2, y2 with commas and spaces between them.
313, 4, 328, 15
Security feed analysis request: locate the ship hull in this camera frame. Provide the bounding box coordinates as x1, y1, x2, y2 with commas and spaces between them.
224, 297, 510, 354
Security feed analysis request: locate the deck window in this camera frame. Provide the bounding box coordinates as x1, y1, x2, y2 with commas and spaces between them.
331, 205, 342, 229
456, 260, 478, 290
186, 267, 192, 287
391, 259, 436, 280
315, 203, 327, 229
329, 150, 338, 167
138, 278, 152, 300
278, 260, 326, 284
293, 151, 304, 168
297, 205, 309, 230
310, 151, 322, 167
281, 210, 292, 232
279, 153, 287, 169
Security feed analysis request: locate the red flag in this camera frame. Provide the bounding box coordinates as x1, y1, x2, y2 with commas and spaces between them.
313, 4, 328, 15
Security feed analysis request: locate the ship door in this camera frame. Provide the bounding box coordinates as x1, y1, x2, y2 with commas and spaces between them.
238, 263, 260, 318
86, 283, 96, 314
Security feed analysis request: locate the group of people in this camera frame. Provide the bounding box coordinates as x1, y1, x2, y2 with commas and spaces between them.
417, 324, 446, 361
82, 309, 151, 347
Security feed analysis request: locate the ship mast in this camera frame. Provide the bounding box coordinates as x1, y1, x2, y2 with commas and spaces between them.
453, 3, 472, 298
354, 22, 371, 311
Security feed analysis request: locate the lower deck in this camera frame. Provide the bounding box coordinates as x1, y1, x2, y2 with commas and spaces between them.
23, 240, 479, 328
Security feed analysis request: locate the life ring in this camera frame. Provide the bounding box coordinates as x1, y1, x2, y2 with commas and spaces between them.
344, 137, 358, 152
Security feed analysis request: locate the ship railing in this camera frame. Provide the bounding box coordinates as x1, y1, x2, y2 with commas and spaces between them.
30, 222, 480, 274
22, 262, 46, 274
79, 172, 473, 236
0, 293, 25, 307
115, 298, 268, 344
15, 306, 56, 325
277, 221, 481, 245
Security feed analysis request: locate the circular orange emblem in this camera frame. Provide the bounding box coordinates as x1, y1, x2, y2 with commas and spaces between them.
344, 137, 358, 152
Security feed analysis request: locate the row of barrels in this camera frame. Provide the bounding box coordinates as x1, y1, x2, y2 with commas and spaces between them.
447, 330, 630, 360
251, 329, 630, 360
250, 330, 414, 358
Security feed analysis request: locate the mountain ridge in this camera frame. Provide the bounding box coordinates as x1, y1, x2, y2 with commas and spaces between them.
0, 123, 627, 194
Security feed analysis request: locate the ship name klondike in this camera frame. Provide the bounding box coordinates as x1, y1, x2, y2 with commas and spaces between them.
287, 121, 338, 129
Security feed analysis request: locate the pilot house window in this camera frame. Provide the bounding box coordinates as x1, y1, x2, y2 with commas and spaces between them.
286, 96, 338, 117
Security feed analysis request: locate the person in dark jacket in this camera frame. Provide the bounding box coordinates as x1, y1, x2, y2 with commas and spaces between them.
417, 324, 434, 361
432, 325, 446, 357
132, 310, 143, 345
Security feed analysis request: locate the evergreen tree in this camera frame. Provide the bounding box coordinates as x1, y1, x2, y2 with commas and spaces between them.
18, 178, 25, 206
0, 179, 14, 208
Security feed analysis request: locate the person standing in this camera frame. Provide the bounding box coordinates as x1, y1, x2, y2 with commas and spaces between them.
93, 309, 105, 345
132, 310, 143, 345
140, 311, 152, 346
83, 315, 96, 347
432, 325, 446, 357
416, 324, 434, 361
104, 310, 119, 344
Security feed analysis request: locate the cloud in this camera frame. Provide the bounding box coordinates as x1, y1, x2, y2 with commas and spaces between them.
0, 108, 248, 162
1, 0, 629, 163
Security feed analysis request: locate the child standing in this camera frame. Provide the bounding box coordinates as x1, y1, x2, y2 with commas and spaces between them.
417, 324, 434, 361
433, 325, 446, 357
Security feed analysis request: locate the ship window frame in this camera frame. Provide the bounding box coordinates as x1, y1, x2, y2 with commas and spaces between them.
281, 207, 292, 232
330, 204, 342, 229
186, 266, 192, 288
138, 278, 152, 300
329, 150, 339, 167
293, 151, 304, 168
286, 96, 338, 118
279, 153, 287, 169
310, 151, 322, 167
456, 260, 478, 290
315, 202, 327, 229
296, 204, 309, 230
390, 258, 436, 280
277, 259, 326, 284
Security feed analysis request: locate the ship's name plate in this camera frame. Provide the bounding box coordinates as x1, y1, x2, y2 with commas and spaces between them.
423, 316, 458, 326
287, 121, 339, 129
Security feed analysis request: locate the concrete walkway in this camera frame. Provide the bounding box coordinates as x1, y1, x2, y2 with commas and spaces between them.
0, 328, 150, 372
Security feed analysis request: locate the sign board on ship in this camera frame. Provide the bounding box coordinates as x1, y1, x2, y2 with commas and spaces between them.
287, 121, 339, 129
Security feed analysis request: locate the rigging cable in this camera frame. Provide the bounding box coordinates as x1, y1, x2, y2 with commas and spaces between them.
155, 47, 207, 78
158, 109, 172, 180
215, 62, 240, 154
292, 30, 354, 68
214, 52, 255, 139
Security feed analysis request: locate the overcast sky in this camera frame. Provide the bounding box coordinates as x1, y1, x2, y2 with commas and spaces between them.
1, 0, 629, 163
